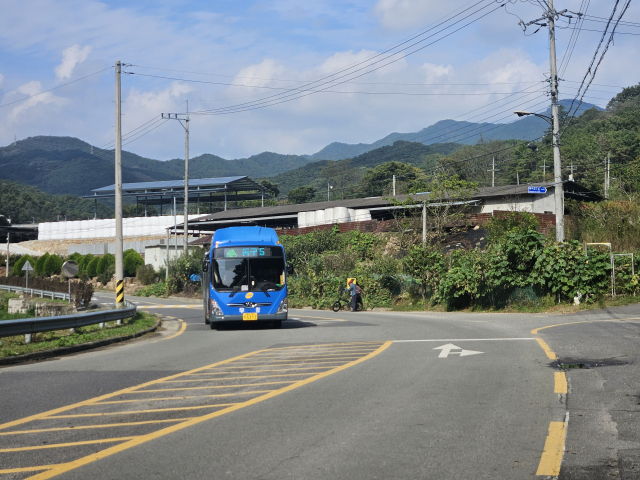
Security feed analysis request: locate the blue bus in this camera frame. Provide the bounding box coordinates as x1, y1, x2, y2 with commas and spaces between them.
203, 226, 291, 329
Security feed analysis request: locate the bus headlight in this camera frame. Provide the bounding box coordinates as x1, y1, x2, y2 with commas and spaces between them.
276, 297, 288, 314
210, 299, 223, 316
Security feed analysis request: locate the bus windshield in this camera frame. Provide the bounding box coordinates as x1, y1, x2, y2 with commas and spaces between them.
211, 246, 285, 292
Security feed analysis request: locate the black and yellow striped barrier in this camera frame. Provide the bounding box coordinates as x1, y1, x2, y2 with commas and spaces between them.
115, 279, 124, 304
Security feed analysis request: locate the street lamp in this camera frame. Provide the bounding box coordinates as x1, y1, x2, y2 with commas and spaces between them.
514, 110, 564, 242
514, 110, 552, 123
327, 184, 333, 202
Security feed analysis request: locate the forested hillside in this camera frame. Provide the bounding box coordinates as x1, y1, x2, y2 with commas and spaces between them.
0, 180, 113, 224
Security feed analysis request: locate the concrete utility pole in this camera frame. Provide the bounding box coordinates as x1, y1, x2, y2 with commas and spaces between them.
5, 232, 9, 277
548, 0, 565, 241
327, 183, 332, 201
519, 0, 568, 242
487, 157, 499, 187
161, 108, 190, 253
605, 153, 611, 198
422, 203, 426, 246
393, 175, 396, 196
540, 158, 548, 182
114, 60, 124, 307
183, 101, 189, 254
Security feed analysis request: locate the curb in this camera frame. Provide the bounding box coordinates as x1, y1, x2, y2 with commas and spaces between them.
0, 318, 161, 366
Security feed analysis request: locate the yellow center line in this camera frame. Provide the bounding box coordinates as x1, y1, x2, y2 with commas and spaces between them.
536, 420, 568, 476
0, 437, 136, 453
163, 319, 187, 341
47, 404, 237, 419
26, 342, 391, 480
554, 372, 568, 394
531, 317, 640, 334
0, 419, 193, 436
535, 338, 558, 360
94, 391, 274, 405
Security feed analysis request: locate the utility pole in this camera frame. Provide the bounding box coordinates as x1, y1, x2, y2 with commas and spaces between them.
516, 171, 520, 185
540, 158, 548, 182
183, 100, 189, 254
519, 0, 568, 242
327, 183, 332, 201
567, 160, 577, 181
161, 109, 190, 253
422, 202, 426, 246
393, 175, 396, 196
5, 232, 9, 277
604, 154, 611, 198
114, 60, 124, 307
487, 157, 499, 187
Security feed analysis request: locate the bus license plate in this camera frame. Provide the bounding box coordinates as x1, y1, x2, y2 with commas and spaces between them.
243, 313, 258, 321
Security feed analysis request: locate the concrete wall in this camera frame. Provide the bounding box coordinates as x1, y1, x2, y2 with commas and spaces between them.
144, 244, 200, 272
298, 208, 372, 227
68, 238, 189, 256
479, 192, 555, 214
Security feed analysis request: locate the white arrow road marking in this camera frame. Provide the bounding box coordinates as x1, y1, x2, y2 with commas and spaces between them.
433, 343, 483, 358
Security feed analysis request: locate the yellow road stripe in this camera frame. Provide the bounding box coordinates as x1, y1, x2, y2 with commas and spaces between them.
535, 338, 557, 360
0, 419, 191, 435
132, 382, 296, 393
0, 349, 268, 432
536, 421, 567, 476
27, 342, 391, 480
164, 319, 187, 341
94, 391, 273, 405
219, 361, 347, 367
554, 372, 568, 394
0, 465, 63, 474
48, 404, 236, 419
531, 317, 640, 334
201, 367, 334, 374
0, 437, 135, 453
182, 373, 313, 379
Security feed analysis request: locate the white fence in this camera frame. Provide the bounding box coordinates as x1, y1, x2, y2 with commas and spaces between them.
38, 215, 201, 241
298, 208, 372, 228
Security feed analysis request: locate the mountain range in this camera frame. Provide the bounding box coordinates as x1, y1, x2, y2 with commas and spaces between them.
0, 99, 601, 197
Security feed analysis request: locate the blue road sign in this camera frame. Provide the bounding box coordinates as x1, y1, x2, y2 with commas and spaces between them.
528, 186, 547, 194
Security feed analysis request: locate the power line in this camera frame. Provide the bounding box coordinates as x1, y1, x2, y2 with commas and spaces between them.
0, 67, 113, 109
146, 1, 504, 117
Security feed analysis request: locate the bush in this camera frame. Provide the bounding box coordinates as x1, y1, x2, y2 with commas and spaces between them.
43, 254, 63, 277
123, 250, 144, 277
12, 255, 36, 276
136, 264, 157, 285
0, 276, 94, 308
166, 249, 204, 294
85, 257, 100, 278
97, 253, 115, 275
97, 264, 115, 286
78, 254, 94, 274
35, 252, 49, 276
135, 282, 168, 297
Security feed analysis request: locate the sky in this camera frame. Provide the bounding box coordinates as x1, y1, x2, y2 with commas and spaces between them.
0, 0, 639, 161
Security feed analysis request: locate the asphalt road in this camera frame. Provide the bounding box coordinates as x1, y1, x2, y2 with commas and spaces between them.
1, 292, 639, 479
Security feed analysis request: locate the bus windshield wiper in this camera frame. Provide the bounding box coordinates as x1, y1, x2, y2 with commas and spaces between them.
229, 276, 246, 297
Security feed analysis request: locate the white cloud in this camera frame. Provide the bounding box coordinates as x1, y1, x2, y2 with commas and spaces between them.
232, 59, 286, 89
318, 49, 377, 74
0, 73, 4, 87
55, 45, 92, 81
4, 81, 62, 121
373, 0, 453, 31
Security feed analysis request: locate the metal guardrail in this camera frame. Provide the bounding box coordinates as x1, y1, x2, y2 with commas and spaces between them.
0, 285, 72, 302
0, 301, 137, 337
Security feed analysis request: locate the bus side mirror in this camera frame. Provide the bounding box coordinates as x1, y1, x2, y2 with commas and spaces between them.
286, 263, 294, 275
202, 260, 209, 272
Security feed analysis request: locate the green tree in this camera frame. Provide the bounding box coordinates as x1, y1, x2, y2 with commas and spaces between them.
402, 246, 446, 305
361, 161, 425, 196
35, 252, 50, 277
123, 250, 144, 277
43, 254, 63, 276
288, 186, 317, 204
259, 179, 280, 198
12, 255, 36, 276
85, 257, 100, 278
97, 253, 115, 275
